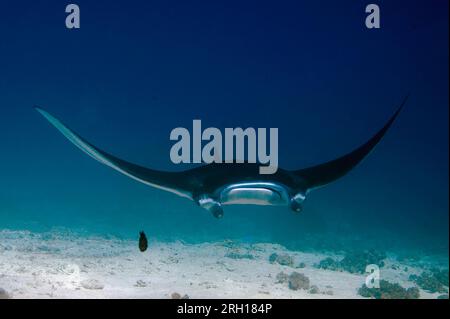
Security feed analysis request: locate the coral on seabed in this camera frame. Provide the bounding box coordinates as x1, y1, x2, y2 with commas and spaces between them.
309, 285, 319, 294
315, 250, 386, 274
80, 279, 104, 290
358, 280, 420, 299
315, 257, 340, 271
275, 272, 289, 283
269, 253, 278, 263
0, 288, 11, 299
409, 268, 449, 293
277, 271, 323, 295
134, 280, 147, 287
288, 272, 310, 291
225, 251, 254, 260
268, 253, 294, 267
171, 292, 181, 299
220, 240, 239, 249
171, 292, 189, 299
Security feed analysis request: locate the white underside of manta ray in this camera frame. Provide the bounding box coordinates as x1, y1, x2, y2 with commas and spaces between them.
35, 97, 407, 218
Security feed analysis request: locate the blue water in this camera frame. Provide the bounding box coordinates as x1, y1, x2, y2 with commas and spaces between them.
0, 1, 448, 257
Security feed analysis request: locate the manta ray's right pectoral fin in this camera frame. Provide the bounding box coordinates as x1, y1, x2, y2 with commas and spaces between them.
35, 107, 193, 200
293, 96, 408, 190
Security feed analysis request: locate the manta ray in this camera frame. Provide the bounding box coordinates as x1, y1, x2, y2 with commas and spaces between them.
35, 97, 406, 218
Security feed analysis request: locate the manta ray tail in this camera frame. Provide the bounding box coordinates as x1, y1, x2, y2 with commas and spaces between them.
294, 96, 408, 190
35, 107, 192, 200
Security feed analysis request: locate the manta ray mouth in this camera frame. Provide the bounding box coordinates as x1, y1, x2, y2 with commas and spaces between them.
216, 182, 291, 206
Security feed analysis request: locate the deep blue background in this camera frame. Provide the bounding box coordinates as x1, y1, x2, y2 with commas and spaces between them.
0, 1, 448, 254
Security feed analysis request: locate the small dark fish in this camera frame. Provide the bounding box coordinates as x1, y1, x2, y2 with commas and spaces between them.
139, 231, 148, 252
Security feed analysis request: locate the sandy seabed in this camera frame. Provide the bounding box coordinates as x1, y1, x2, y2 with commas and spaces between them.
0, 230, 444, 299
